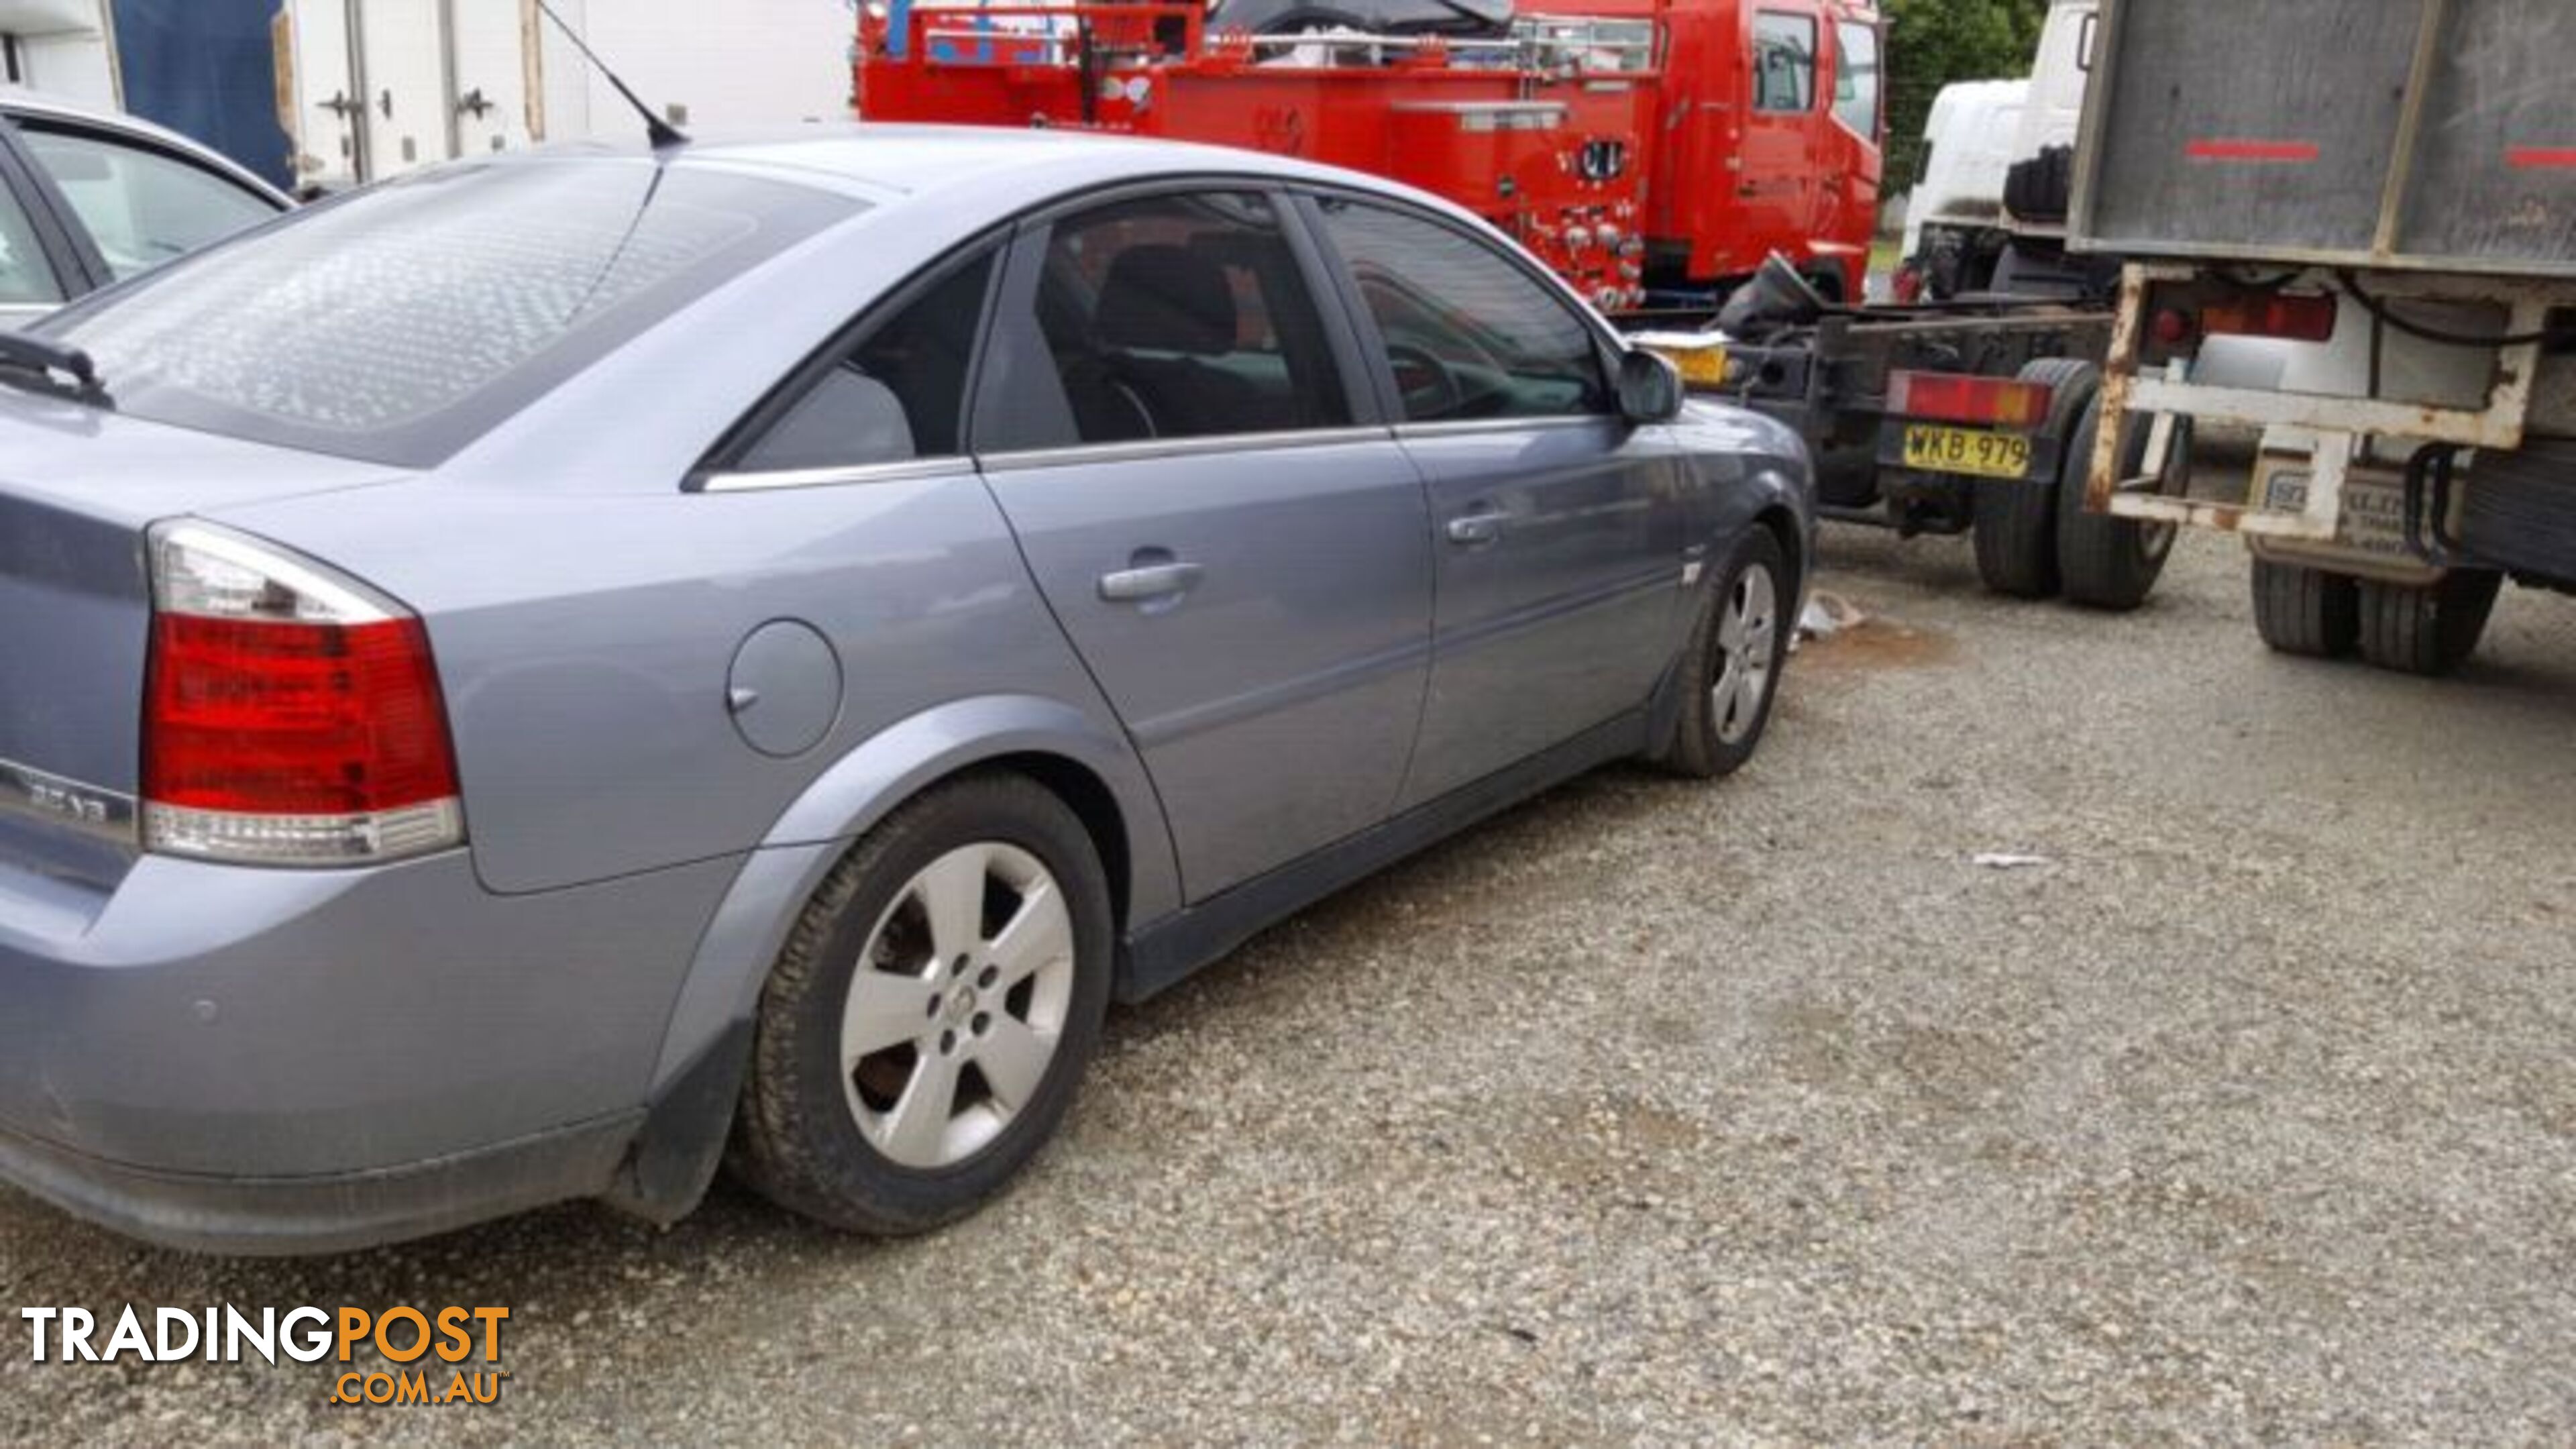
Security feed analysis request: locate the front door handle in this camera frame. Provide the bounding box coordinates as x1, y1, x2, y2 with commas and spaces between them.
1097, 560, 1203, 602
1446, 510, 1505, 547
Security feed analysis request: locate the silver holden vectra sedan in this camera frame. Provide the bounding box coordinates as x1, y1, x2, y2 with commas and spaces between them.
0, 126, 1813, 1253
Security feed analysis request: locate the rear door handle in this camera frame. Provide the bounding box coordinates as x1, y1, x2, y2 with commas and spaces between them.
1097, 561, 1203, 602
1446, 510, 1505, 547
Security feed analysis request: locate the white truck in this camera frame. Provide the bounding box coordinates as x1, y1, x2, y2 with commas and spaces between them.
1898, 0, 2098, 302
1898, 77, 2025, 301
2072, 0, 2576, 676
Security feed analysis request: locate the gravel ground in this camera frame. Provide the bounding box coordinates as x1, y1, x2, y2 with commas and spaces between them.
5, 521, 2575, 1445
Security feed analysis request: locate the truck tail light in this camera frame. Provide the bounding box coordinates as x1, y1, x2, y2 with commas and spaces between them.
142, 523, 465, 867
2198, 292, 2337, 342
1885, 370, 2054, 431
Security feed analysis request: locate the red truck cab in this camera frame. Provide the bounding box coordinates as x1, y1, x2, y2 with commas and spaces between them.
855, 0, 1882, 307
1648, 0, 1882, 301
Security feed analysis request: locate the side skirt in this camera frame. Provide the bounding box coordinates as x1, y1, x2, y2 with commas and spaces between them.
1115, 708, 1656, 1004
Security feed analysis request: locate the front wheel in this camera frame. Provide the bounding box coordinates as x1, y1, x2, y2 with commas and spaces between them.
730, 773, 1114, 1235
1654, 529, 1792, 780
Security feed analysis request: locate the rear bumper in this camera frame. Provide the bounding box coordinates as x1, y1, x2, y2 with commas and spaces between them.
0, 846, 735, 1250
0, 1109, 638, 1256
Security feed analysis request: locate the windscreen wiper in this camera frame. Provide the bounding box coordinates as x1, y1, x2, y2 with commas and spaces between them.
0, 332, 111, 406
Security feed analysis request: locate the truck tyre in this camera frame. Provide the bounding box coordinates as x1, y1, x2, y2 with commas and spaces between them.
730, 772, 1114, 1235
2057, 394, 2188, 611
1971, 358, 2098, 599
2249, 558, 2361, 659
2355, 570, 2504, 677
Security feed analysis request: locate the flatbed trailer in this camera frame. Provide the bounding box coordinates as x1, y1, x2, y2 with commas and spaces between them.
1633, 260, 2188, 610
2070, 0, 2576, 674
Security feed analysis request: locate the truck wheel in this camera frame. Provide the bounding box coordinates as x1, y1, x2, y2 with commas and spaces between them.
1971, 358, 2099, 600
2355, 570, 2504, 677
2249, 558, 2361, 658
2057, 394, 2188, 611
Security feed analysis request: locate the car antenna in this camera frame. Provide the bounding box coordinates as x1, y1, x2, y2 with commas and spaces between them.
532, 0, 688, 151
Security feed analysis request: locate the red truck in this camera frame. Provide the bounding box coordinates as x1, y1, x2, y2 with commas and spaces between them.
854, 0, 1884, 309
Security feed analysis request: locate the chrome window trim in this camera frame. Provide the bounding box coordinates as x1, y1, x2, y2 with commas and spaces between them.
695, 456, 977, 494
1394, 415, 1614, 440
976, 425, 1399, 473
0, 757, 138, 848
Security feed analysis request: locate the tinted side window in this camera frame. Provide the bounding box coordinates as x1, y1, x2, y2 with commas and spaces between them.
993, 191, 1350, 449
1833, 21, 1881, 138
1754, 13, 1818, 113
19, 126, 277, 280
738, 250, 996, 472
0, 175, 64, 307
1311, 198, 1610, 423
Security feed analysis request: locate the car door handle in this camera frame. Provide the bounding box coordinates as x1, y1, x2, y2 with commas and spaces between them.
1446, 511, 1505, 547
1097, 561, 1204, 602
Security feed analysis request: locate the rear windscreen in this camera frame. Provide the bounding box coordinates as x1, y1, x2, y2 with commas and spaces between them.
37, 159, 861, 468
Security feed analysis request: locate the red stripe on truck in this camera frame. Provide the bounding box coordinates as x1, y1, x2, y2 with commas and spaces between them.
2186, 138, 2320, 163
2508, 148, 2576, 170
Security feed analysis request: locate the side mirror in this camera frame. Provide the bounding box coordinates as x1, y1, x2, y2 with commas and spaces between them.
1616, 348, 1684, 424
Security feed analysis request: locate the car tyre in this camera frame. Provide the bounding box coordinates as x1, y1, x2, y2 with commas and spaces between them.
730, 772, 1113, 1235
2249, 557, 2361, 659
2355, 570, 2504, 677
1654, 528, 1792, 780
2057, 393, 2189, 611
1971, 357, 2098, 599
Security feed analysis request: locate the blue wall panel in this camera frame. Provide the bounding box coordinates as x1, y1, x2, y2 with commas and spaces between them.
111, 0, 294, 190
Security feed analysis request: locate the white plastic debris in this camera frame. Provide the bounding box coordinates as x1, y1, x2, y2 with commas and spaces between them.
1972, 853, 2053, 871
1798, 591, 1864, 641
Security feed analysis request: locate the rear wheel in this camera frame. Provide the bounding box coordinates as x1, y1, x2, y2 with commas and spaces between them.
1654, 529, 1792, 780
730, 773, 1113, 1235
2057, 394, 2189, 611
1972, 357, 2098, 599
2249, 557, 2361, 659
2355, 570, 2504, 677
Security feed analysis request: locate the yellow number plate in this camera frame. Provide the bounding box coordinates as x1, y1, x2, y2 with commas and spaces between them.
1902, 425, 2033, 480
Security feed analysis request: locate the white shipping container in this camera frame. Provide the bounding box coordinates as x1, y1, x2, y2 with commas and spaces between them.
0, 0, 116, 108
277, 0, 858, 189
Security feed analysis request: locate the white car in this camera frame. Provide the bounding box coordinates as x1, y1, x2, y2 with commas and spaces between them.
0, 88, 288, 327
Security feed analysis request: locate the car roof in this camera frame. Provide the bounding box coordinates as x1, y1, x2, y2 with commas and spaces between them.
539, 121, 1462, 218
0, 87, 291, 205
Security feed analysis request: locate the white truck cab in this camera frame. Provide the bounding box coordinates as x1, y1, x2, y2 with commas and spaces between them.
1901, 0, 2098, 300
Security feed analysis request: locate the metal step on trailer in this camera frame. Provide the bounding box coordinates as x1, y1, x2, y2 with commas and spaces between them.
2085, 264, 2576, 542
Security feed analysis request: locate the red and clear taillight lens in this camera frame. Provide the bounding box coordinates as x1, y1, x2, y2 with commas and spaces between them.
2199, 292, 2338, 343
143, 523, 465, 867
1885, 370, 2055, 431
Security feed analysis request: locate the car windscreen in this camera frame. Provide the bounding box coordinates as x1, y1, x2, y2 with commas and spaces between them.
35, 158, 862, 468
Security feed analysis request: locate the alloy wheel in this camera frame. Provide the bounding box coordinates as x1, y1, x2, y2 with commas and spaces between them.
1712, 561, 1780, 745
837, 842, 1075, 1169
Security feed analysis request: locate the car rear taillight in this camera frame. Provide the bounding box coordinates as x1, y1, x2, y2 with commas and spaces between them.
2198, 292, 2338, 343
1885, 371, 2055, 431
142, 523, 464, 867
